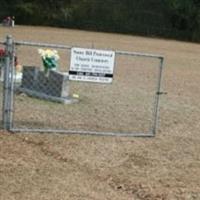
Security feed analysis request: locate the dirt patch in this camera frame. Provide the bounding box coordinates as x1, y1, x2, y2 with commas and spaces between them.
0, 26, 200, 200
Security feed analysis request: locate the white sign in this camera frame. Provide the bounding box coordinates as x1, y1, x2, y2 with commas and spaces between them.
69, 47, 115, 83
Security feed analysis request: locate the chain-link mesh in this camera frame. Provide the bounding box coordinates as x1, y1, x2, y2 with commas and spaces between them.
9, 41, 163, 136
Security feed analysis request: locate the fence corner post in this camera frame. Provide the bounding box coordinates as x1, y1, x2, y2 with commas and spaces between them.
2, 35, 14, 131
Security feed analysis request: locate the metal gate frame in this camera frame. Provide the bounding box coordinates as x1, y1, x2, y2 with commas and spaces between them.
0, 35, 164, 137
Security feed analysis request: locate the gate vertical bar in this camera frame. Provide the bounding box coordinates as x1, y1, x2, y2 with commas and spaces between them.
152, 57, 164, 135
9, 36, 15, 130
2, 35, 14, 130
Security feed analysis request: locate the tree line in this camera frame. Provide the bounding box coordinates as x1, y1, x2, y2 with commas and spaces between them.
1, 0, 200, 42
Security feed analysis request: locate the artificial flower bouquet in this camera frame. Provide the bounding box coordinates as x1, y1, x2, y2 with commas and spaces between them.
0, 49, 5, 68
38, 49, 60, 73
0, 48, 5, 57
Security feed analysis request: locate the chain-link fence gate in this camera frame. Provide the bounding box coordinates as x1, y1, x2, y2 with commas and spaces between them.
0, 35, 164, 137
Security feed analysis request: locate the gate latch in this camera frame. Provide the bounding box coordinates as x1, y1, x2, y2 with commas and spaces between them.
156, 91, 167, 95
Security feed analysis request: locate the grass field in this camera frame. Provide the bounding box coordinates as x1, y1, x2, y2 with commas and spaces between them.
0, 25, 200, 200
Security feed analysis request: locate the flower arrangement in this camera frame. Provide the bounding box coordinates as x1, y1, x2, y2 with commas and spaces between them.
38, 49, 60, 73
0, 49, 22, 82
0, 49, 5, 80
0, 48, 5, 57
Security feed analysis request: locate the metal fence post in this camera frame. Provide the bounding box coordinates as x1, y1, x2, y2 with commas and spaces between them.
2, 35, 14, 130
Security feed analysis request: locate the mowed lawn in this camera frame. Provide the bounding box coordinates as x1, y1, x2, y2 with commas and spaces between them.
0, 25, 200, 200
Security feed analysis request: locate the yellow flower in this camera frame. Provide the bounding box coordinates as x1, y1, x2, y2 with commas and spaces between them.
73, 94, 79, 98
38, 49, 60, 60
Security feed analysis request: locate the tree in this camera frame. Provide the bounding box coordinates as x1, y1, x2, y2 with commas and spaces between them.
165, 0, 200, 40
1, 0, 199, 42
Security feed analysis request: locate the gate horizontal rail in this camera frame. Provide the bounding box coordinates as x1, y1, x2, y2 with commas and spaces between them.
14, 40, 164, 59
11, 128, 154, 137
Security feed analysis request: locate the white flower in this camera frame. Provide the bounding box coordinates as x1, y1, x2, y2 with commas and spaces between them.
38, 49, 45, 57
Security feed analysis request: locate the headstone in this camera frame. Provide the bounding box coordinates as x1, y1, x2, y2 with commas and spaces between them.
19, 66, 76, 104
21, 66, 38, 89
48, 70, 69, 97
